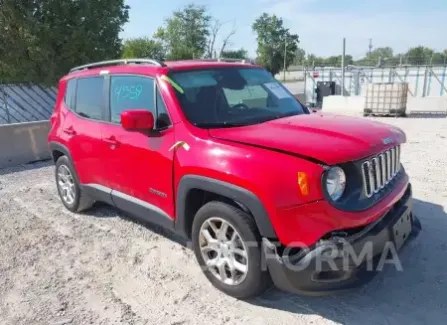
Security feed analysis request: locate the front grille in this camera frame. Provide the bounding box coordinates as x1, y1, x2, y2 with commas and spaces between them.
361, 145, 401, 198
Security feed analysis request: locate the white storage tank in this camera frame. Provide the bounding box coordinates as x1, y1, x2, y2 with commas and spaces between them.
364, 82, 408, 116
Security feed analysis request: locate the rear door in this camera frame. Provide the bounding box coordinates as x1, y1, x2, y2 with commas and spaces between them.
101, 74, 176, 225
62, 76, 109, 188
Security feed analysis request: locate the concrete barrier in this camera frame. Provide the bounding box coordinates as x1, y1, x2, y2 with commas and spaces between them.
406, 96, 447, 115
0, 121, 51, 168
322, 96, 365, 116
322, 95, 447, 116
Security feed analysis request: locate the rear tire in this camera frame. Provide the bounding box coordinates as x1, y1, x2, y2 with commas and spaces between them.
55, 156, 94, 212
191, 201, 271, 299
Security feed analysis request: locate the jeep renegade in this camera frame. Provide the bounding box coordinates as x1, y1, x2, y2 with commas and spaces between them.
48, 58, 420, 298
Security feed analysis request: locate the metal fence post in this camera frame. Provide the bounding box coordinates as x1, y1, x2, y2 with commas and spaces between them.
441, 66, 446, 96
0, 83, 11, 124
422, 66, 429, 97
341, 38, 346, 96
428, 67, 447, 96
303, 66, 307, 104
354, 71, 361, 95
427, 67, 433, 96
414, 67, 420, 96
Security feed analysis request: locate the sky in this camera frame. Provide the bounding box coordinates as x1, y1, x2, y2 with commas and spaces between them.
121, 0, 447, 59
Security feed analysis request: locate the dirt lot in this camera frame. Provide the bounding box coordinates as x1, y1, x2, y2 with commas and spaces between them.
0, 117, 446, 325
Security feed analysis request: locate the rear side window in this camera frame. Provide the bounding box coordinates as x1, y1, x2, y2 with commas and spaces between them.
110, 75, 155, 123
64, 79, 76, 110
75, 77, 104, 120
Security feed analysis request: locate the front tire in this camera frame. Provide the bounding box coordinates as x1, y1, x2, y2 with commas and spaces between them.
191, 201, 271, 298
55, 156, 94, 212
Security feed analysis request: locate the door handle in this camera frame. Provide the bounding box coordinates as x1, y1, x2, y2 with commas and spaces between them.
104, 136, 120, 148
63, 127, 76, 135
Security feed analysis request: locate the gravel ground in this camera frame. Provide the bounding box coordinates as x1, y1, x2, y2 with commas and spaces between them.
0, 117, 446, 325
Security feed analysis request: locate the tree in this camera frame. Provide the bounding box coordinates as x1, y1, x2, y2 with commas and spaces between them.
305, 54, 323, 67
405, 46, 434, 65
155, 4, 211, 60
122, 37, 165, 60
0, 0, 129, 85
205, 20, 237, 58
355, 47, 394, 66
292, 48, 306, 65
206, 20, 222, 58
221, 48, 248, 60
430, 52, 446, 65
325, 55, 353, 66
252, 13, 299, 75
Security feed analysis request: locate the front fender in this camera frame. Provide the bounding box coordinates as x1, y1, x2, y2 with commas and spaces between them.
175, 175, 277, 239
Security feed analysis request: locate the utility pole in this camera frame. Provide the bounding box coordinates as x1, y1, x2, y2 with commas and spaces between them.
283, 37, 287, 81
341, 38, 346, 96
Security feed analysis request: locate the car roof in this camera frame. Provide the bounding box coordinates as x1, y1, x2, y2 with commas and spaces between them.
64, 59, 261, 80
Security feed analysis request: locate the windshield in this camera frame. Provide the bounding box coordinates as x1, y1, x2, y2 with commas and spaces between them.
168, 67, 307, 128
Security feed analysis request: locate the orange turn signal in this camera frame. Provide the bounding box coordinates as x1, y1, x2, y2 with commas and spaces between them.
297, 172, 309, 196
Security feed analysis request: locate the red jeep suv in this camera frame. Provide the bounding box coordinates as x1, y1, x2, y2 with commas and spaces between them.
48, 58, 420, 298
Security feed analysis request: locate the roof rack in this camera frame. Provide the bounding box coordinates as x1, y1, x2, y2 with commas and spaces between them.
218, 58, 249, 63
69, 58, 166, 73
187, 58, 252, 64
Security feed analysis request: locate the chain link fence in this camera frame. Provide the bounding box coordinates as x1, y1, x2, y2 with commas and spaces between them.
279, 65, 447, 106
0, 83, 57, 125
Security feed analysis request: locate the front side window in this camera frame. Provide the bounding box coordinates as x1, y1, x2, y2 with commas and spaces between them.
110, 75, 155, 123
168, 67, 306, 128
76, 77, 104, 120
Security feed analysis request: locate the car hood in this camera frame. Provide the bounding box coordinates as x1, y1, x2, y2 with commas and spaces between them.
208, 113, 406, 165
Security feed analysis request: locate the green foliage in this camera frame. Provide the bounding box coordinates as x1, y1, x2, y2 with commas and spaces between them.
221, 48, 248, 60
304, 54, 353, 67
305, 46, 447, 68
292, 48, 306, 65
155, 4, 211, 60
0, 0, 129, 85
353, 47, 393, 66
430, 51, 447, 65
252, 13, 299, 75
122, 37, 165, 60
405, 46, 434, 65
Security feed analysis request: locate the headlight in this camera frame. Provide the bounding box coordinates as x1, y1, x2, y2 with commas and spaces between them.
325, 167, 346, 201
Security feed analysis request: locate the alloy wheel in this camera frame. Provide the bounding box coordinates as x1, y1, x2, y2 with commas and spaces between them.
57, 165, 76, 205
199, 217, 249, 286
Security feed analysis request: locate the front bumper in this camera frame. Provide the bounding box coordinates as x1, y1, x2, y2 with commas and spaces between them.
263, 184, 421, 295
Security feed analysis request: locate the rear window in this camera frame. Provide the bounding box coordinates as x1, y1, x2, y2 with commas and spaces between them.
75, 77, 104, 120
64, 79, 76, 110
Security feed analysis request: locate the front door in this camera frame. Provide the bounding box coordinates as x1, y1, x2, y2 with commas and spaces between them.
101, 74, 176, 227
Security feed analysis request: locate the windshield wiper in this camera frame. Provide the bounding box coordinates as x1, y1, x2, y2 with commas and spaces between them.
254, 111, 299, 123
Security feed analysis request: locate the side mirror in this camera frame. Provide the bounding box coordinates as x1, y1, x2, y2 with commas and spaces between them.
120, 109, 154, 131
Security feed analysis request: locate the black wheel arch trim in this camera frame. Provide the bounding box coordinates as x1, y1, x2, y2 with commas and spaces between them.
49, 142, 73, 162
175, 175, 277, 239
49, 141, 83, 188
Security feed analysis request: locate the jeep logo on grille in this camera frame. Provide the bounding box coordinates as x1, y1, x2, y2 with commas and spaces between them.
382, 137, 393, 145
